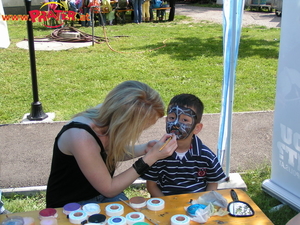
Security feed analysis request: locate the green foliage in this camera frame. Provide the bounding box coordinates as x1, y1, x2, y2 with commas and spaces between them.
1, 16, 280, 124
2, 193, 46, 213
2, 186, 150, 213
124, 184, 150, 199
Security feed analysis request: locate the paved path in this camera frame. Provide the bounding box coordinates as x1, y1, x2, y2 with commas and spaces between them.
0, 111, 274, 189
175, 4, 281, 28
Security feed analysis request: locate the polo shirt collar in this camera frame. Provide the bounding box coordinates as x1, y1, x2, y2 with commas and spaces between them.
189, 135, 203, 157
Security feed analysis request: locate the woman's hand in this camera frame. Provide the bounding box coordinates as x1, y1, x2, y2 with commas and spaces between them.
156, 134, 177, 156
131, 140, 158, 158
142, 134, 177, 166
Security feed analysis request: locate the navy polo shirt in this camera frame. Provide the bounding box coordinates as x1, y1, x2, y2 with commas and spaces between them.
141, 135, 226, 196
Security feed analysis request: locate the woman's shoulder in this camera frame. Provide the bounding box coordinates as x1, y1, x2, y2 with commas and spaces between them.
61, 118, 97, 140
71, 116, 92, 124
58, 119, 102, 154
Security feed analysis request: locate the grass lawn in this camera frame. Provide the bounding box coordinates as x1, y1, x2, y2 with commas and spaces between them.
1, 12, 280, 124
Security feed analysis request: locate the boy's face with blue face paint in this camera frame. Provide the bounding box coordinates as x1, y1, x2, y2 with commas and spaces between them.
166, 105, 197, 140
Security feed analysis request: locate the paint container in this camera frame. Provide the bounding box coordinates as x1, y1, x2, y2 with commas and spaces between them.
39, 208, 58, 220
186, 204, 207, 217
82, 203, 101, 216
87, 214, 106, 225
107, 216, 126, 225
1, 216, 24, 225
170, 215, 190, 225
39, 219, 57, 225
23, 217, 35, 225
125, 212, 145, 225
132, 223, 150, 225
129, 197, 146, 209
146, 198, 165, 211
105, 203, 124, 216
68, 210, 88, 224
63, 203, 81, 215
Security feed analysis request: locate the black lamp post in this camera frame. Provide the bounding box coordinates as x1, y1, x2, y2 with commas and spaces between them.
24, 0, 48, 120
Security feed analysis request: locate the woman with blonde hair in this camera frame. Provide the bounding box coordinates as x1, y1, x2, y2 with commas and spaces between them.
46, 80, 177, 208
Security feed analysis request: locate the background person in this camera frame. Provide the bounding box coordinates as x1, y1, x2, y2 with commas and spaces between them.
149, 0, 154, 22
168, 0, 175, 21
68, 0, 78, 26
101, 0, 115, 25
142, 94, 226, 197
46, 80, 177, 208
88, 0, 101, 26
132, 0, 143, 23
115, 0, 129, 24
142, 0, 150, 22
80, 0, 91, 27
156, 0, 168, 21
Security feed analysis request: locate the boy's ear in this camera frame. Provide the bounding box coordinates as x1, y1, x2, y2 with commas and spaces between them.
193, 123, 203, 135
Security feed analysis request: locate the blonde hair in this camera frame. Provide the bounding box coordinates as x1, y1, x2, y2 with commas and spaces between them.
76, 80, 164, 173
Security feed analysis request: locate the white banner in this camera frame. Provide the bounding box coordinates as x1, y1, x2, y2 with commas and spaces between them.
262, 1, 300, 211
0, 0, 10, 49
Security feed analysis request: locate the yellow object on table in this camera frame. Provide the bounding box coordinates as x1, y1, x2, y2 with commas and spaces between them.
0, 189, 273, 225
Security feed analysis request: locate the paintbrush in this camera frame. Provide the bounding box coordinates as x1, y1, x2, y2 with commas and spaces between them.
159, 136, 172, 152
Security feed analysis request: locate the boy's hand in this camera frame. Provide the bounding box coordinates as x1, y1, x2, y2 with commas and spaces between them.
145, 140, 158, 154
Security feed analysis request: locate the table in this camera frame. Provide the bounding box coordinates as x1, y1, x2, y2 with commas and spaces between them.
0, 189, 273, 225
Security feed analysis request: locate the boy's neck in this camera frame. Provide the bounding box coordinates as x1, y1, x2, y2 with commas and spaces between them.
176, 136, 193, 153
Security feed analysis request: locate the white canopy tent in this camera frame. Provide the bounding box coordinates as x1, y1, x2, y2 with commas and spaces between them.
217, 0, 245, 177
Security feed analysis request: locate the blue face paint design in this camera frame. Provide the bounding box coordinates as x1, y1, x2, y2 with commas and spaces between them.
166, 105, 197, 140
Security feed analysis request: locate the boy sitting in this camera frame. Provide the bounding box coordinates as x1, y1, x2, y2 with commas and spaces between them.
142, 94, 226, 197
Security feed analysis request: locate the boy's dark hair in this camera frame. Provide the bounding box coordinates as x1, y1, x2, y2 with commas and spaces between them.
167, 94, 204, 123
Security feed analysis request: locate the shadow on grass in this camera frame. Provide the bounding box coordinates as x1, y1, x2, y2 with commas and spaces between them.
121, 35, 280, 61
